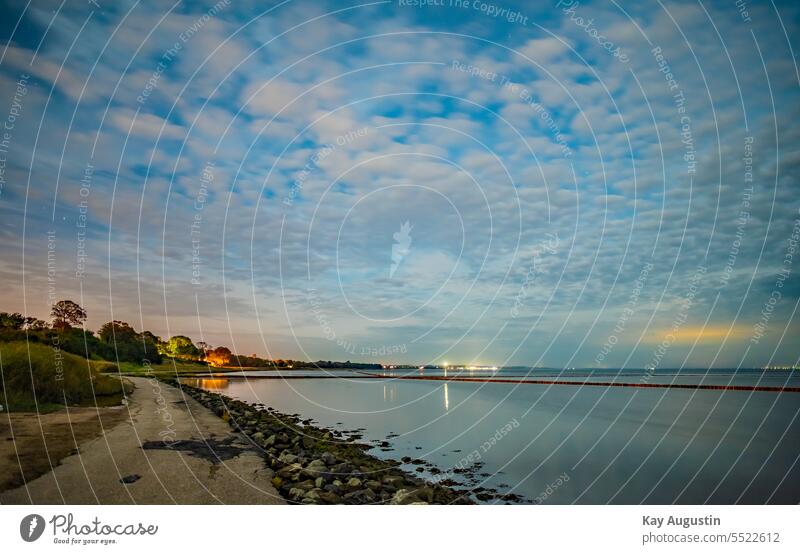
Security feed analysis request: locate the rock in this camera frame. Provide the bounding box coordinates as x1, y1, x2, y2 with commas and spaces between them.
302, 436, 316, 449
320, 452, 337, 466
315, 477, 325, 489
382, 475, 405, 488
252, 432, 264, 442
401, 456, 412, 463
346, 477, 362, 489
305, 489, 322, 502
271, 476, 283, 488
365, 480, 382, 491
303, 459, 326, 478
277, 462, 303, 479
307, 458, 326, 470
264, 434, 276, 447
415, 487, 435, 503
119, 474, 140, 484
331, 462, 353, 476
288, 488, 306, 500
324, 483, 344, 495
296, 479, 315, 491
343, 488, 376, 503
279, 452, 299, 464
390, 487, 434, 505
389, 489, 414, 505
318, 491, 342, 504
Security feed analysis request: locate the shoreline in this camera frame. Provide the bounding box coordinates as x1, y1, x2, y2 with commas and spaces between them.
171, 379, 476, 505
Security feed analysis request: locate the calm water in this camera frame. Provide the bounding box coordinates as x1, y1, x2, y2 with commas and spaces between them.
187, 369, 800, 504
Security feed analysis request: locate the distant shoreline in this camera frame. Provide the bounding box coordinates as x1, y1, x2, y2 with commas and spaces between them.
183, 371, 800, 393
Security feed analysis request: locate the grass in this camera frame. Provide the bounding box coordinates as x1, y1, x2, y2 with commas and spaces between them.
0, 341, 131, 412
115, 359, 242, 376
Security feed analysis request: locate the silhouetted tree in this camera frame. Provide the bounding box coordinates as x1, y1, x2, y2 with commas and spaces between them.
97, 320, 162, 363
51, 300, 87, 330
23, 316, 47, 330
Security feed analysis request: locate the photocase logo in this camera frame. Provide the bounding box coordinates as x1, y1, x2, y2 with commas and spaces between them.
20, 514, 45, 542
390, 221, 413, 278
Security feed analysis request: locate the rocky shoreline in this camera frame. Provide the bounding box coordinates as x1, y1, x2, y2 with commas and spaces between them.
172, 381, 474, 505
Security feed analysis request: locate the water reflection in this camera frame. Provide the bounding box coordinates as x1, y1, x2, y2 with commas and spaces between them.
444, 383, 449, 411
184, 378, 229, 390
383, 383, 397, 402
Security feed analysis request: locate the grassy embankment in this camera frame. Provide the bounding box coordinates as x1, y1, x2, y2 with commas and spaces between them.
0, 341, 131, 412
115, 359, 245, 376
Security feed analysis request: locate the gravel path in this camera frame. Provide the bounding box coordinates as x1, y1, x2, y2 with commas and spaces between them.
1, 377, 284, 504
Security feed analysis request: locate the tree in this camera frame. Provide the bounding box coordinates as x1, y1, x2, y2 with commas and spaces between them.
51, 300, 87, 330
23, 317, 47, 330
0, 312, 25, 329
141, 331, 167, 356
97, 321, 162, 363
196, 341, 211, 360
167, 335, 200, 360
98, 320, 138, 343
206, 346, 232, 367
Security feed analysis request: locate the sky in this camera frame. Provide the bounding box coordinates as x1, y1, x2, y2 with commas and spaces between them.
0, 0, 798, 368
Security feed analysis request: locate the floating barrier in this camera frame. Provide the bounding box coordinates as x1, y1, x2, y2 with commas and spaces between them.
187, 372, 800, 393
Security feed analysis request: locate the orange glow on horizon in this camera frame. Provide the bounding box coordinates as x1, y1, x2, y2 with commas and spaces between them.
646, 325, 750, 344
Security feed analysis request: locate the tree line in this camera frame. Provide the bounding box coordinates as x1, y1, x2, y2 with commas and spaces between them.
1, 300, 229, 366
0, 300, 381, 369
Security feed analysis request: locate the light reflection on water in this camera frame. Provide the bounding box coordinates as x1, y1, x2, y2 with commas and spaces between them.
190, 375, 800, 504
185, 378, 230, 390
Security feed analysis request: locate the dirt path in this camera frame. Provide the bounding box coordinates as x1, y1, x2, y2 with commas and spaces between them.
0, 377, 284, 504
0, 404, 129, 492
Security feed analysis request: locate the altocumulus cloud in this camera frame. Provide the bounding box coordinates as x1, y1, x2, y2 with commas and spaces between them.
0, 0, 798, 368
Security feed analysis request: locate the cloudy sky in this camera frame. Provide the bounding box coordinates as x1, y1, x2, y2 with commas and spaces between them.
0, 0, 798, 368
